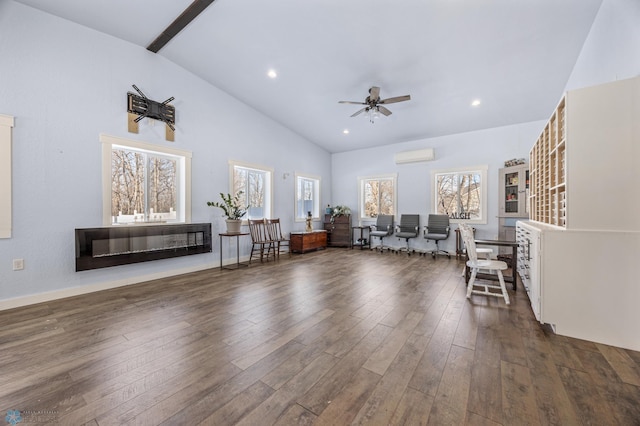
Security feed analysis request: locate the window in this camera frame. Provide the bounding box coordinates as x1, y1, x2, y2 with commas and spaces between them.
101, 134, 191, 225
230, 161, 273, 220
432, 165, 487, 224
358, 174, 397, 219
0, 114, 14, 238
294, 173, 321, 221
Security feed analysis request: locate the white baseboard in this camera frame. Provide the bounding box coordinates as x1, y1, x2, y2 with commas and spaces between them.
0, 256, 250, 311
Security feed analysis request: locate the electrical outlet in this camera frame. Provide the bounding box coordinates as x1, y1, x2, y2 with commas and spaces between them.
12, 259, 24, 271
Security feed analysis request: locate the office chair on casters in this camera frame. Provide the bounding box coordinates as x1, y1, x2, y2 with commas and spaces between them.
424, 214, 451, 258
459, 223, 510, 304
369, 214, 394, 253
394, 214, 420, 256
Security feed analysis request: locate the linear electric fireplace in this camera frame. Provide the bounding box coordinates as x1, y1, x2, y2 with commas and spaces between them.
75, 223, 212, 271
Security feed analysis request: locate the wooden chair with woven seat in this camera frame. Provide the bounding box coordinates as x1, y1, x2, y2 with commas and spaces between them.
248, 219, 275, 263
265, 218, 290, 259
459, 222, 510, 304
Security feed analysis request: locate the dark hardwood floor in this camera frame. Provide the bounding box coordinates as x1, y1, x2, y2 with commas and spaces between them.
1, 249, 639, 425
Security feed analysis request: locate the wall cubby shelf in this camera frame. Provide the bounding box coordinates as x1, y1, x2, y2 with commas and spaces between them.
75, 223, 212, 271
517, 76, 640, 351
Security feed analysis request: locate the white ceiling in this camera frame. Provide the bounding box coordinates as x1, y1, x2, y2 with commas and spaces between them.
15, 0, 602, 153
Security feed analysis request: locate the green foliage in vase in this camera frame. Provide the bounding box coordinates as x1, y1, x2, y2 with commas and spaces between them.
207, 192, 249, 220
331, 205, 351, 218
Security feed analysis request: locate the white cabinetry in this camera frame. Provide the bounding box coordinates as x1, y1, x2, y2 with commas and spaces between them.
516, 222, 540, 321
498, 164, 529, 253
498, 164, 529, 218
517, 76, 640, 351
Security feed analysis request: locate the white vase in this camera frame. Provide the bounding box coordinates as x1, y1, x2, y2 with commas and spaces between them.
225, 219, 242, 234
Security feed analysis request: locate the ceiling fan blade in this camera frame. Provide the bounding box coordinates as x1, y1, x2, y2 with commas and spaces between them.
351, 107, 367, 117
379, 95, 411, 104
369, 86, 380, 102
339, 101, 367, 105
378, 106, 392, 116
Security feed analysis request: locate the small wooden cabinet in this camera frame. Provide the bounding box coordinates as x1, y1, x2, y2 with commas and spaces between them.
323, 214, 351, 247
290, 230, 327, 253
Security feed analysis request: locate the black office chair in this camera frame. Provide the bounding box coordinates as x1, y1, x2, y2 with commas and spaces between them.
394, 214, 420, 256
369, 214, 394, 253
424, 214, 450, 258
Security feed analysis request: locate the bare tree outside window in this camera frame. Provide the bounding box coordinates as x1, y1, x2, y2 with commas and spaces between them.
435, 171, 482, 220
295, 175, 320, 219
102, 135, 190, 225
233, 164, 272, 219
111, 148, 177, 222
361, 176, 395, 218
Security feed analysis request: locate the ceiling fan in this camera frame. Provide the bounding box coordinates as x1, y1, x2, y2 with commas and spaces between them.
339, 86, 411, 122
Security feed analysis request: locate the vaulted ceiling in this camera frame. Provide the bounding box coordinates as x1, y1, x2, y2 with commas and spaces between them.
15, 0, 603, 153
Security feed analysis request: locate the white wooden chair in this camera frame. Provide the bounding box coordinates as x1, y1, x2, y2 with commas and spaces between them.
459, 223, 510, 304
458, 225, 493, 276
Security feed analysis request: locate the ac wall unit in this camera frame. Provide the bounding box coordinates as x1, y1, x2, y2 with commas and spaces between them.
394, 148, 435, 164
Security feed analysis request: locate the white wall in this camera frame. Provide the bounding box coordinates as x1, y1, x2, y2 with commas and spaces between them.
1, 0, 638, 308
0, 1, 331, 306
331, 122, 543, 254
565, 0, 640, 90
332, 0, 640, 256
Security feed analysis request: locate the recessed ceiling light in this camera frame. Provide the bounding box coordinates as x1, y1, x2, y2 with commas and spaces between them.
343, 129, 349, 134
267, 69, 277, 79
471, 99, 481, 107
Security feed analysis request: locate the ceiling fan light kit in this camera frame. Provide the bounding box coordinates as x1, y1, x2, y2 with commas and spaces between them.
339, 86, 411, 123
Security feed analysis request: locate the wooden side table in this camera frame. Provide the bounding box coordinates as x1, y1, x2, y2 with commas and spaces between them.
219, 232, 249, 270
351, 226, 370, 249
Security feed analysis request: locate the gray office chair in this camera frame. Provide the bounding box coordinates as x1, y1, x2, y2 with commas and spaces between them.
369, 214, 394, 253
424, 214, 451, 258
394, 214, 420, 256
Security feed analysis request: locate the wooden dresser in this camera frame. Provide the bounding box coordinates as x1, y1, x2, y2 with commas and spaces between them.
323, 214, 351, 247
290, 230, 327, 253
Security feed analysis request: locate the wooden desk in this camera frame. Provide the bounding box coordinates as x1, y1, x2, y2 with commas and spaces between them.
290, 230, 327, 253
465, 239, 518, 291
219, 232, 249, 270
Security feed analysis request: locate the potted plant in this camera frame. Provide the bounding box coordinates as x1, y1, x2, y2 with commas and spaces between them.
207, 191, 249, 233
330, 205, 351, 223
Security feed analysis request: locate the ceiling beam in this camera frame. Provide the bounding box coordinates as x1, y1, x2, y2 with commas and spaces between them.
147, 0, 215, 53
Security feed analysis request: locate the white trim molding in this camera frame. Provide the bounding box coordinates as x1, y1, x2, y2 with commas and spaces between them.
0, 114, 15, 238
100, 133, 192, 225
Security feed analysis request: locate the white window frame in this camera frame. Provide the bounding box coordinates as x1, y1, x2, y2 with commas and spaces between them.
357, 173, 397, 220
101, 134, 192, 226
431, 165, 488, 225
229, 160, 273, 221
294, 173, 321, 222
0, 114, 14, 238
